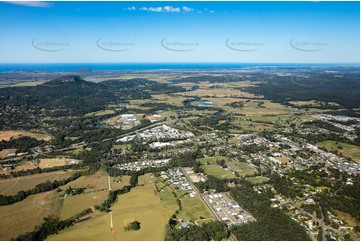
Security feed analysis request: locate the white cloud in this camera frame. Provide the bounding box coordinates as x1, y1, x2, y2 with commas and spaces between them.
127, 6, 136, 11
182, 6, 193, 12
135, 6, 194, 13
4, 1, 52, 7
148, 7, 163, 12
164, 6, 180, 13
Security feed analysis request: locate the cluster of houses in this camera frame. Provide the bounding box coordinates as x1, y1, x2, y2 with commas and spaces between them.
160, 168, 197, 197
205, 193, 256, 226
120, 114, 141, 129
114, 159, 170, 171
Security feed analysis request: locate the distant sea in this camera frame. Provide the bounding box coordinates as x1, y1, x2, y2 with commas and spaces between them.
0, 63, 356, 72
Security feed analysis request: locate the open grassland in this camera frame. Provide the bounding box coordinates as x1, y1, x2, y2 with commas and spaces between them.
195, 218, 215, 226
50, 174, 169, 241
11, 81, 46, 87
316, 140, 360, 162
61, 171, 109, 192
226, 162, 257, 177
202, 97, 247, 106
276, 156, 290, 164
152, 94, 187, 107
0, 162, 38, 175
176, 87, 252, 98
0, 190, 62, 240
39, 158, 80, 169
0, 170, 76, 196
200, 165, 236, 179
84, 109, 115, 117
48, 210, 113, 241
334, 210, 359, 227
0, 148, 16, 158
60, 191, 108, 220
111, 175, 131, 190
233, 100, 293, 115
177, 192, 214, 222
0, 130, 51, 141
232, 120, 274, 132
196, 156, 229, 165
154, 179, 178, 217
246, 176, 269, 184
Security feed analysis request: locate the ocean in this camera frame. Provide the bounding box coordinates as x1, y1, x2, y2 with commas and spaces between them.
0, 63, 353, 72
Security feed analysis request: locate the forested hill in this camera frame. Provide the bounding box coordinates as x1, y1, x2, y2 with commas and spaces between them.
0, 76, 184, 116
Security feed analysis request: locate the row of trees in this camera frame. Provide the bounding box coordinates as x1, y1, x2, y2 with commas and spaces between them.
165, 221, 229, 241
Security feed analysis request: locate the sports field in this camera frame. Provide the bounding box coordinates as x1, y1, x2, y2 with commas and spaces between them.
246, 176, 269, 184
226, 162, 258, 177
200, 165, 236, 179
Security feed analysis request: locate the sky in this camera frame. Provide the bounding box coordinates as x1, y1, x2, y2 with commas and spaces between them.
0, 1, 359, 63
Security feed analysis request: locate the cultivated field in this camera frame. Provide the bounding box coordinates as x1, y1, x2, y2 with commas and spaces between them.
200, 165, 236, 179
0, 190, 62, 240
39, 158, 80, 169
0, 170, 76, 196
0, 130, 51, 141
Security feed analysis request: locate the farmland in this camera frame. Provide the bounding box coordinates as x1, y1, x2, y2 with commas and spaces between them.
39, 158, 80, 169
0, 130, 51, 141
0, 190, 62, 240
0, 170, 77, 196
50, 174, 170, 241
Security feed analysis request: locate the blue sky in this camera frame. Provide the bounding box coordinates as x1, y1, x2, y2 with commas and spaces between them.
0, 1, 359, 63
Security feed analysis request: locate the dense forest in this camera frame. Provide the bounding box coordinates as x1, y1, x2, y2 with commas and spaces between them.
230, 184, 311, 241
246, 72, 360, 109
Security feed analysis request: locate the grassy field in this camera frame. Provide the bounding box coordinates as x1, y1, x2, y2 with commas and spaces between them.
50, 174, 170, 241
196, 156, 229, 165
195, 218, 215, 226
39, 158, 80, 169
84, 109, 115, 117
111, 175, 131, 190
316, 140, 360, 161
0, 130, 51, 141
152, 94, 187, 107
200, 165, 236, 179
0, 170, 76, 196
177, 192, 214, 222
154, 179, 179, 217
226, 162, 258, 177
0, 190, 62, 240
246, 176, 269, 184
232, 100, 292, 116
